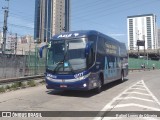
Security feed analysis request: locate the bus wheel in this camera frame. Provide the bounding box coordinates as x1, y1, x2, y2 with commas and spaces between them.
95, 75, 103, 93
120, 71, 124, 82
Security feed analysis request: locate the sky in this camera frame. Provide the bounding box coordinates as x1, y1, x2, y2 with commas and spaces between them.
0, 0, 160, 45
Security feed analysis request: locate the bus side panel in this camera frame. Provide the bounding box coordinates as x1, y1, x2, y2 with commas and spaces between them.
96, 35, 128, 84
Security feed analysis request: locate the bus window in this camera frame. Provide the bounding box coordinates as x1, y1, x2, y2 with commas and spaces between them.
87, 47, 95, 68
107, 56, 115, 69
115, 57, 119, 68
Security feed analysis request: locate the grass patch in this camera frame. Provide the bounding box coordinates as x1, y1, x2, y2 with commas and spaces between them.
4, 82, 26, 91
0, 80, 42, 94
39, 80, 45, 84
10, 83, 19, 90
17, 82, 25, 88
5, 85, 11, 89
0, 87, 5, 93
27, 80, 36, 87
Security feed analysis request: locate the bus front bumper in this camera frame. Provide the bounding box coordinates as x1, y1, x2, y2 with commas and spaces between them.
45, 78, 98, 91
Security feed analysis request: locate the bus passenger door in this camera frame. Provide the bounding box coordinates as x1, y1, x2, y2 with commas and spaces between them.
104, 56, 117, 83
104, 56, 112, 82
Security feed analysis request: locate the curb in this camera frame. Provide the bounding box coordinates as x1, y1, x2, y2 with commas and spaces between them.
0, 75, 44, 84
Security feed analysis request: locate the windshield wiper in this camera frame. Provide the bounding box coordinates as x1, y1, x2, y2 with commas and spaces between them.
63, 48, 75, 73
53, 61, 63, 73
53, 50, 68, 73
52, 41, 76, 73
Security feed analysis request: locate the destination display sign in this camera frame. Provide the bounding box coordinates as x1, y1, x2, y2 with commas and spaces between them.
105, 43, 118, 55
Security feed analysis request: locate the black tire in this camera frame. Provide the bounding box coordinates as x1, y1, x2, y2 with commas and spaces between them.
95, 75, 103, 93
120, 71, 124, 82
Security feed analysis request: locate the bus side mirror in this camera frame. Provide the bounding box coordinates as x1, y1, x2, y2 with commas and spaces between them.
39, 45, 48, 58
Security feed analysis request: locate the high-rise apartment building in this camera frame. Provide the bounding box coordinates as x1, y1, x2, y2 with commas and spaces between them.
34, 0, 70, 43
127, 14, 157, 50
158, 28, 160, 49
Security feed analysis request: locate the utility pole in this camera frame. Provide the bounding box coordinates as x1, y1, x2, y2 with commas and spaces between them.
136, 30, 140, 58
2, 10, 8, 54
2, 0, 9, 54
15, 33, 17, 56
143, 35, 146, 57
136, 30, 141, 58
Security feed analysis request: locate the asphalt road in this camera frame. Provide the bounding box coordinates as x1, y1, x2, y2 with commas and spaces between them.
0, 70, 160, 120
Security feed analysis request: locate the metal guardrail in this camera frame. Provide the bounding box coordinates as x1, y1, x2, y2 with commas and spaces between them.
0, 75, 44, 84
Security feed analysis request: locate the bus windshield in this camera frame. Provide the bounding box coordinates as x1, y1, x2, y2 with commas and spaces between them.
47, 38, 87, 73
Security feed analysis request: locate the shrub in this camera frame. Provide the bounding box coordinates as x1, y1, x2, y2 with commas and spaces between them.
0, 87, 5, 93
27, 80, 36, 87
10, 83, 19, 90
5, 85, 11, 89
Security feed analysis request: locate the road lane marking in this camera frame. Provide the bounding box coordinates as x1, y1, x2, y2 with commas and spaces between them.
129, 87, 146, 91
134, 83, 143, 86
116, 97, 154, 102
132, 85, 146, 89
94, 81, 141, 120
133, 84, 144, 87
124, 92, 150, 96
108, 103, 160, 111
142, 80, 160, 106
93, 80, 160, 120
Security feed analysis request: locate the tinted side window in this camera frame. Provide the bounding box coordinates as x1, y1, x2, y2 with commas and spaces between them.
87, 35, 97, 68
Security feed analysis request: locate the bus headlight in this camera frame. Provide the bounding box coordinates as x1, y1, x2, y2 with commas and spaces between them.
83, 83, 87, 87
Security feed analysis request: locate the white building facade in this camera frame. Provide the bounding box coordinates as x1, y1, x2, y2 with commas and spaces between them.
0, 31, 35, 55
158, 28, 160, 49
127, 14, 157, 50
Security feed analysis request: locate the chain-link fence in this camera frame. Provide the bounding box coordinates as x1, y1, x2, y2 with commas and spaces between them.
25, 47, 45, 76
129, 58, 160, 69
0, 48, 45, 79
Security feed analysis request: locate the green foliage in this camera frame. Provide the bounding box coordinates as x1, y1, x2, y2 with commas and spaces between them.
0, 87, 5, 93
27, 80, 36, 87
0, 80, 43, 94
17, 82, 25, 87
39, 80, 45, 84
10, 83, 19, 90
5, 85, 11, 90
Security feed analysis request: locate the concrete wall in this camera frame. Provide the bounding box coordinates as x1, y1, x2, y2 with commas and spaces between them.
0, 54, 45, 79
0, 54, 26, 79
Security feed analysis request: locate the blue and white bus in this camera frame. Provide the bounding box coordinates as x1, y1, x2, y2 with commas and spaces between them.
40, 30, 128, 92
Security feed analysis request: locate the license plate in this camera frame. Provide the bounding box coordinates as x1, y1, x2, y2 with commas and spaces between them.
60, 85, 67, 88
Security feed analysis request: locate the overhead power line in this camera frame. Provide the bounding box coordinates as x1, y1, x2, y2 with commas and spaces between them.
71, 0, 159, 27
8, 23, 34, 30
91, 0, 160, 20
73, 0, 132, 15
71, 0, 137, 20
